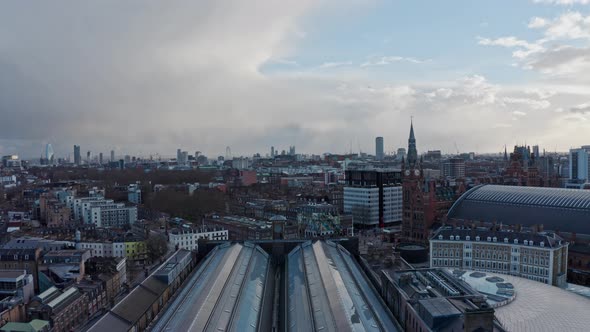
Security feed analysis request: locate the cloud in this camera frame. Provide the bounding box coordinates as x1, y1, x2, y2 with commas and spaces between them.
528, 17, 548, 28
477, 36, 545, 59
360, 55, 431, 67
533, 0, 590, 4
571, 102, 590, 113
542, 12, 590, 40
318, 61, 353, 69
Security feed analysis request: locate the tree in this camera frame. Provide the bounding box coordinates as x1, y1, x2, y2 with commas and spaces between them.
146, 234, 168, 262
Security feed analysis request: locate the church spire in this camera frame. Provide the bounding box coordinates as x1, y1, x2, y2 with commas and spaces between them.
407, 118, 418, 168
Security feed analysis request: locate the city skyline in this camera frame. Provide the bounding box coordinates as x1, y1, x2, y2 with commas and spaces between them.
2, 1, 590, 157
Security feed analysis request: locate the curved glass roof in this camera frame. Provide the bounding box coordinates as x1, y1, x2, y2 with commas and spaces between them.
463, 185, 590, 209
286, 241, 400, 332
153, 242, 272, 332
448, 185, 590, 234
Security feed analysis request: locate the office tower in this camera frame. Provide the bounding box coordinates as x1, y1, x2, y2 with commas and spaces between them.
177, 148, 181, 161
533, 145, 540, 159
567, 146, 590, 188
110, 150, 115, 162
87, 151, 91, 164
45, 144, 54, 164
74, 145, 81, 165
99, 153, 103, 165
441, 158, 466, 178
375, 137, 384, 161
271, 146, 275, 157
343, 168, 403, 227
396, 148, 406, 162
289, 146, 296, 156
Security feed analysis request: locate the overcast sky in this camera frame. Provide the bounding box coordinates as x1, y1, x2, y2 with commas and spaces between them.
1, 0, 590, 159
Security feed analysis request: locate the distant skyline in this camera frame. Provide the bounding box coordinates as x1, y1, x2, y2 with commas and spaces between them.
1, 1, 590, 158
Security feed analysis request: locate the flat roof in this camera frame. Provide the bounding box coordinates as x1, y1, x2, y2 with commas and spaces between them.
451, 269, 590, 331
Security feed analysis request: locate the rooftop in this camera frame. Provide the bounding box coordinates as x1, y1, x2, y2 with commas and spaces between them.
431, 227, 566, 249
450, 269, 590, 331
448, 184, 590, 234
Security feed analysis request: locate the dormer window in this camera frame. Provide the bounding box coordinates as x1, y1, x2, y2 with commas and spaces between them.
450, 235, 454, 240
466, 236, 471, 241
493, 237, 497, 242
439, 235, 443, 240
529, 241, 533, 246
476, 236, 480, 241
504, 238, 509, 243
487, 237, 491, 242
456, 235, 460, 241
524, 240, 528, 246
540, 242, 545, 247
514, 239, 519, 244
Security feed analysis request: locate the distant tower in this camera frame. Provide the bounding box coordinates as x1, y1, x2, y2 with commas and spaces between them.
407, 119, 418, 168
45, 144, 54, 164
74, 145, 81, 165
110, 150, 115, 162
375, 137, 384, 161
503, 145, 508, 162
271, 146, 275, 157
99, 153, 103, 165
87, 151, 91, 164
225, 146, 232, 160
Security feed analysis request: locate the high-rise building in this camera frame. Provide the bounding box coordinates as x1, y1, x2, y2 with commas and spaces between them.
396, 148, 406, 162
110, 150, 115, 162
375, 137, 384, 161
289, 145, 296, 156
74, 145, 81, 166
533, 145, 540, 159
567, 146, 590, 189
343, 168, 403, 227
99, 153, 103, 165
87, 151, 91, 164
271, 146, 275, 157
441, 158, 466, 178
45, 143, 54, 164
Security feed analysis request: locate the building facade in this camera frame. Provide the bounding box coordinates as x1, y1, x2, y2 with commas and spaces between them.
344, 168, 403, 227
168, 228, 228, 251
441, 158, 465, 178
375, 136, 384, 160
430, 228, 568, 287
567, 145, 590, 189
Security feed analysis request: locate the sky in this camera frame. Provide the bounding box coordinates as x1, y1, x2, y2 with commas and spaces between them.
1, 0, 590, 159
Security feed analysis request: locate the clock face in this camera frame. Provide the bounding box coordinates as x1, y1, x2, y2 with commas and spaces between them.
414, 169, 420, 176
405, 170, 410, 176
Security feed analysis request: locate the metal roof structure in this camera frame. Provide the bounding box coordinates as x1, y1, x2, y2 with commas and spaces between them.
448, 185, 590, 234
151, 240, 401, 332
152, 242, 274, 332
286, 241, 399, 332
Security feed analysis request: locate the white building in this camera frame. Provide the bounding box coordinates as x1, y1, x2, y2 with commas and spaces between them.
430, 228, 569, 287
168, 227, 228, 251
566, 146, 590, 189
58, 193, 137, 228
